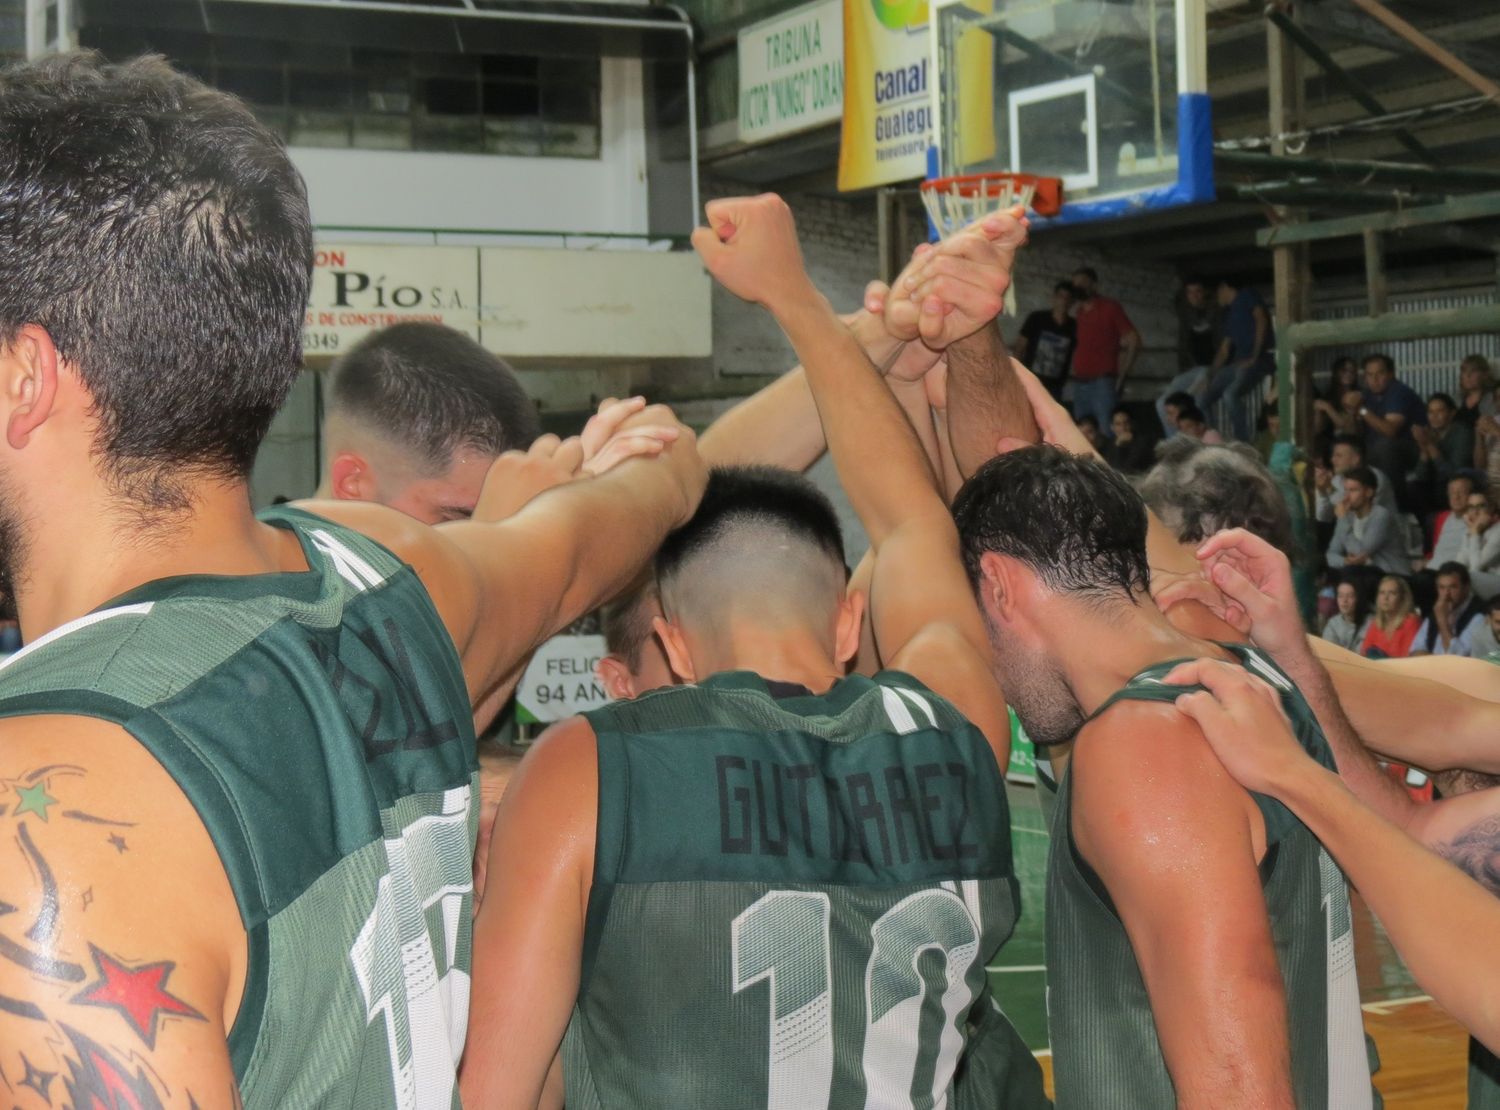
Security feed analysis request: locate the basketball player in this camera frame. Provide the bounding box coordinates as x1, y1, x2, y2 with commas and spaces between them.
1168, 525, 1500, 1107
954, 447, 1373, 1108
0, 53, 704, 1108
596, 214, 1032, 699
461, 194, 1048, 1107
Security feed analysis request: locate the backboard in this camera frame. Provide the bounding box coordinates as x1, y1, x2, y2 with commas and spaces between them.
929, 0, 1211, 225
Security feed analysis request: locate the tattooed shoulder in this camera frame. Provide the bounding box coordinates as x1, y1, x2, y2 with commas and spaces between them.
0, 753, 238, 1108
1437, 812, 1500, 898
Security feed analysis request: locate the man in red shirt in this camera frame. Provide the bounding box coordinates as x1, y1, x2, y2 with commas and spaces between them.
1070, 267, 1142, 437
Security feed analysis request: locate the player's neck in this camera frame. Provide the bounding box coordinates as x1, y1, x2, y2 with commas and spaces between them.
693, 624, 843, 695
15, 477, 297, 641
1054, 597, 1223, 719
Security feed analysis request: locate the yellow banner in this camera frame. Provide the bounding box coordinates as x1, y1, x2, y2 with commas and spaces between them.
837, 0, 931, 190
837, 0, 994, 191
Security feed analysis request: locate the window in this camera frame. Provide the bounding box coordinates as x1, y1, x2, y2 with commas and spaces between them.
78, 27, 603, 159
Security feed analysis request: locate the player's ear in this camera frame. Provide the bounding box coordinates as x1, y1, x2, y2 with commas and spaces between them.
652, 615, 696, 684
833, 588, 867, 668
977, 552, 1018, 625
329, 452, 375, 502
596, 655, 638, 701
1, 324, 61, 451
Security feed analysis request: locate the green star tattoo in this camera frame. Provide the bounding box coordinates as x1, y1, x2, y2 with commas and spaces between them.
14, 781, 57, 821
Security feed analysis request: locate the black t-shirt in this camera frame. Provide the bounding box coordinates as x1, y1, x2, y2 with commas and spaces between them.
1019, 310, 1076, 383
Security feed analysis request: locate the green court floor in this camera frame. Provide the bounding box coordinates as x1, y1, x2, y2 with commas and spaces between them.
988, 781, 1423, 1053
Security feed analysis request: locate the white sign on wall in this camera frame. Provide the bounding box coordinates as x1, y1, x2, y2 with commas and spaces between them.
304, 244, 480, 358
738, 0, 845, 145
516, 635, 614, 724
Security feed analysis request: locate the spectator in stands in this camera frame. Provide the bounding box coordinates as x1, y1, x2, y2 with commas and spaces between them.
1104, 407, 1153, 473
1012, 279, 1076, 399
1069, 266, 1141, 437
1313, 356, 1362, 445
1428, 472, 1479, 570
1412, 563, 1484, 657
1315, 434, 1398, 522
1467, 595, 1500, 659
1156, 389, 1197, 440
1455, 353, 1496, 428
1200, 276, 1276, 441
1358, 353, 1425, 504
1252, 400, 1281, 463
1412, 392, 1474, 514
1327, 465, 1409, 574
1321, 576, 1373, 651
1457, 488, 1500, 599
1175, 404, 1224, 444
1361, 574, 1422, 658
1153, 278, 1220, 435
1077, 413, 1102, 451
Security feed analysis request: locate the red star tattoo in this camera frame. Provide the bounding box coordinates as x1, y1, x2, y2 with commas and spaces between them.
70, 945, 206, 1048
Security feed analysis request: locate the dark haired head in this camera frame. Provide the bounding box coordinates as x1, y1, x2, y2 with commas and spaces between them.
1164, 391, 1195, 412
1363, 353, 1396, 376
656, 466, 846, 634
1177, 405, 1208, 426
1437, 561, 1472, 588
328, 322, 540, 471
954, 446, 1150, 604
1428, 391, 1457, 411
1137, 438, 1296, 555
1053, 280, 1076, 296
1331, 433, 1365, 458
0, 52, 312, 509
1078, 414, 1100, 431
1485, 595, 1500, 617
601, 573, 659, 671
1184, 275, 1208, 289
1344, 465, 1379, 492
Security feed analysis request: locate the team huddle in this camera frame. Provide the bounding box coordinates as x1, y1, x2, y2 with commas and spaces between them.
1, 51, 1498, 1110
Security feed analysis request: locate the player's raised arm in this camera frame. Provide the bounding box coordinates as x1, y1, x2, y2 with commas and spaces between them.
1174, 659, 1500, 1055
1071, 703, 1297, 1109
692, 194, 1012, 750
0, 717, 245, 1109
307, 404, 706, 704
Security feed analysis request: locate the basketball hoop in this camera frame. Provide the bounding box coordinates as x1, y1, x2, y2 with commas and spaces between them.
918, 173, 1061, 317
918, 172, 1064, 240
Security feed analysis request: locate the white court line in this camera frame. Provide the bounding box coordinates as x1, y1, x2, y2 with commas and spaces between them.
1361, 994, 1433, 1016
1012, 826, 1049, 837
1032, 1049, 1052, 1059
987, 964, 1046, 973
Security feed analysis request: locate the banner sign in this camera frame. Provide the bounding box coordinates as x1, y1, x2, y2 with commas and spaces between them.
837, 0, 932, 189
738, 0, 845, 145
515, 635, 614, 725
304, 244, 479, 357
1006, 707, 1038, 785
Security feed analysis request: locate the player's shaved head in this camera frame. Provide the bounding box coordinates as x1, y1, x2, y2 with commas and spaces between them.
655, 466, 847, 641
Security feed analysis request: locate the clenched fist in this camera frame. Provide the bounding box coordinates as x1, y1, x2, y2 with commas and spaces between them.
690, 194, 819, 315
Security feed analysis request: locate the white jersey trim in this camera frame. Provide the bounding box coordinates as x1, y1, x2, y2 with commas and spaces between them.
0, 602, 156, 673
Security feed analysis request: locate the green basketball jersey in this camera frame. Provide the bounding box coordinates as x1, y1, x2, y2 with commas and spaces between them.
0, 506, 478, 1109
565, 670, 1049, 1110
1473, 1039, 1500, 1109
1044, 642, 1372, 1109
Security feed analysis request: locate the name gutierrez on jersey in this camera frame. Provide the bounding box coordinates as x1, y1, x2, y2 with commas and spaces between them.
715, 755, 979, 864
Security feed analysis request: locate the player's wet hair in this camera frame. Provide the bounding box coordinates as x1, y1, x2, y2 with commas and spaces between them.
0, 53, 312, 510
1137, 437, 1296, 555
953, 445, 1149, 604
656, 465, 845, 589
328, 322, 540, 471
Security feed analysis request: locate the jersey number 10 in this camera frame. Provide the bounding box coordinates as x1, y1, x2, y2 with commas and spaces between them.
731, 887, 982, 1109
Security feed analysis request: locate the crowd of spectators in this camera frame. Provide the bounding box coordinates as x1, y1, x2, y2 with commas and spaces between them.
1310, 352, 1500, 659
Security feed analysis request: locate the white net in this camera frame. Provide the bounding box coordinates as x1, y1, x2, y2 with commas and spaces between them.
919, 175, 1039, 240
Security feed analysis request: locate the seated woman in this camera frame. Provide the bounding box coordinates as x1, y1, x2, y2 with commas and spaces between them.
1322, 576, 1373, 651
1361, 575, 1423, 658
